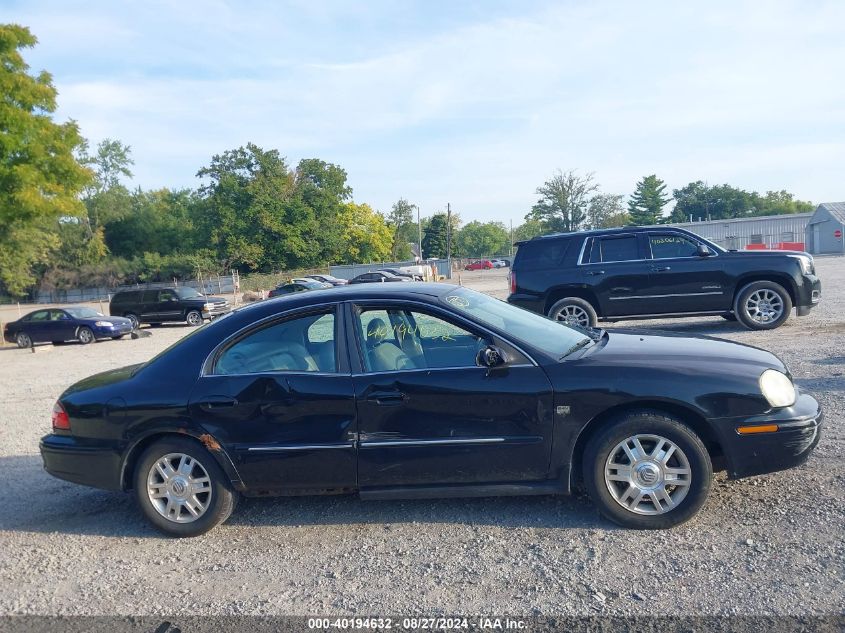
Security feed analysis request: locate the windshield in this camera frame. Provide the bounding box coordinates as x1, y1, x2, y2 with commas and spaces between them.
441, 288, 591, 358
64, 307, 103, 318
175, 287, 205, 299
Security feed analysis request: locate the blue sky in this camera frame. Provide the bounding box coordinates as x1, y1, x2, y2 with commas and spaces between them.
2, 0, 844, 223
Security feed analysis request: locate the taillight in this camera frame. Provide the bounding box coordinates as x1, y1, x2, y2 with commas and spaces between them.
509, 271, 517, 294
52, 401, 70, 431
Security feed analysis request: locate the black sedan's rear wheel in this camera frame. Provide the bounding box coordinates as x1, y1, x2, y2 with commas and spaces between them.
15, 332, 32, 348
583, 410, 712, 529
134, 437, 236, 537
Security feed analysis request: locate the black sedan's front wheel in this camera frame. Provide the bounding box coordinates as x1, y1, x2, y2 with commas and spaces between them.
134, 437, 237, 537
584, 411, 712, 529
15, 332, 32, 348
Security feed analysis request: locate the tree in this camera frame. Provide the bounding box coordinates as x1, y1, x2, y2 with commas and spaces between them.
513, 219, 545, 242
78, 138, 134, 229
628, 175, 670, 225
386, 198, 416, 260
336, 202, 393, 264
527, 170, 598, 233
587, 194, 629, 229
422, 213, 448, 259
455, 221, 510, 257
0, 24, 91, 296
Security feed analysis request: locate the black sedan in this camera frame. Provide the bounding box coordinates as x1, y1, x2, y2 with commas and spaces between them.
4, 306, 134, 348
267, 279, 331, 298
306, 274, 348, 286
40, 284, 822, 536
349, 270, 411, 284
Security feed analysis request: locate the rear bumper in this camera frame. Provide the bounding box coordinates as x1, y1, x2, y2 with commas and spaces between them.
40, 434, 123, 491
507, 293, 545, 315
714, 393, 823, 480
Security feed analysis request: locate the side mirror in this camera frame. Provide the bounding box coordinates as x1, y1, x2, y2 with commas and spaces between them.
696, 244, 712, 257
476, 345, 508, 369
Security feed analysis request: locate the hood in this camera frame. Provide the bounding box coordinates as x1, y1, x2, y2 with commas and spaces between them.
728, 249, 809, 258
81, 315, 132, 325
62, 363, 144, 398
586, 329, 787, 377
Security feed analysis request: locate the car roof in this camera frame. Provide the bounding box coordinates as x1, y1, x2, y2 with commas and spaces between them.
265, 281, 453, 305
516, 225, 683, 246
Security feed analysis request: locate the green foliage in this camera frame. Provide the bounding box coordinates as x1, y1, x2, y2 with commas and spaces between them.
527, 170, 599, 233
587, 193, 629, 229
335, 202, 393, 264
455, 221, 510, 257
669, 182, 813, 223
628, 175, 670, 225
422, 213, 448, 258
386, 198, 417, 260
513, 219, 545, 242
0, 24, 91, 296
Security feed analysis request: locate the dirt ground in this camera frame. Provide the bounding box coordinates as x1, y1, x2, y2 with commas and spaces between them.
0, 260, 842, 617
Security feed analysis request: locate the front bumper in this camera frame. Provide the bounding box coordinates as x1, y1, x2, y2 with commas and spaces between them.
202, 302, 231, 318
92, 322, 134, 337
714, 392, 823, 480
40, 434, 123, 491
795, 274, 821, 316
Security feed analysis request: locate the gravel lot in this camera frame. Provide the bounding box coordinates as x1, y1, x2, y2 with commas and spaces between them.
0, 260, 843, 617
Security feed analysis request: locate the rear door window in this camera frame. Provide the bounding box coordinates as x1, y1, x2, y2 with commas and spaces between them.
596, 235, 639, 262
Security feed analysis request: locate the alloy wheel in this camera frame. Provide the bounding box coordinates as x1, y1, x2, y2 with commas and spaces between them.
16, 333, 31, 348
146, 452, 212, 523
604, 434, 692, 515
744, 289, 784, 324
78, 328, 94, 344
553, 305, 590, 327
187, 311, 202, 326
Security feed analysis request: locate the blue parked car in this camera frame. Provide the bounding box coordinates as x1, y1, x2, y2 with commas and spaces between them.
3, 306, 134, 348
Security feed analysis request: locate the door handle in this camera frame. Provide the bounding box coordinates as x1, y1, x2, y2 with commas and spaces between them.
652, 266, 671, 272
198, 396, 238, 409
366, 391, 406, 406
586, 270, 605, 276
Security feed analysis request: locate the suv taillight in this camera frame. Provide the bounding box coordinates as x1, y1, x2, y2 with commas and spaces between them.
52, 401, 70, 431
509, 271, 517, 294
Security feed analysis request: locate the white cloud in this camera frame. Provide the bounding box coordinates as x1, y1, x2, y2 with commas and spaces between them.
2, 0, 843, 221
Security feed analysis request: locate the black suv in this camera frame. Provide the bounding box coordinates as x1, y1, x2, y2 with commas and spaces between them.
508, 227, 821, 330
109, 287, 231, 329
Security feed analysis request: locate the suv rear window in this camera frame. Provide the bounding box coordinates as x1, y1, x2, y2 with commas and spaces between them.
515, 238, 571, 269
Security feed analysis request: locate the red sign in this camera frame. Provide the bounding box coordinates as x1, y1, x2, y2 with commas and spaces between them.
836, 229, 843, 239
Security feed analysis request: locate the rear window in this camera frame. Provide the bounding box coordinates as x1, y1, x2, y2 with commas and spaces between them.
514, 238, 571, 269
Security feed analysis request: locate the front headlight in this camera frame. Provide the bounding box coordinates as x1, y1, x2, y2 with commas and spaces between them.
203, 303, 214, 310
796, 255, 813, 275
759, 369, 796, 408
94, 321, 113, 328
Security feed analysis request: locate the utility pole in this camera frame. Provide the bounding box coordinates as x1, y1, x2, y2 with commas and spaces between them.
416, 205, 423, 262
446, 202, 452, 279
510, 220, 514, 256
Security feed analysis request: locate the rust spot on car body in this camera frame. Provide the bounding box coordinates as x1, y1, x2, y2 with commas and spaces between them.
199, 433, 222, 452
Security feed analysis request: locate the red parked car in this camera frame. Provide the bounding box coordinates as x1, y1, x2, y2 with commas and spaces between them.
465, 260, 493, 271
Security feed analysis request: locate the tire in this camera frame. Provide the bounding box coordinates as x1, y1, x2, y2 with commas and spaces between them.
124, 313, 139, 330
186, 310, 203, 327
77, 326, 95, 345
734, 281, 792, 330
548, 297, 598, 328
15, 332, 32, 349
133, 437, 237, 537
583, 410, 712, 529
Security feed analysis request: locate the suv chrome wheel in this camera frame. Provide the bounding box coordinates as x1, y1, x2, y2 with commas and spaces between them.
553, 305, 590, 327
745, 289, 784, 324
147, 453, 212, 523
186, 310, 203, 326
604, 433, 692, 515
